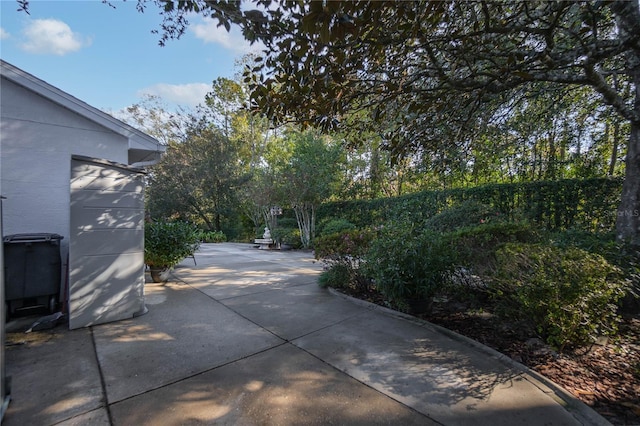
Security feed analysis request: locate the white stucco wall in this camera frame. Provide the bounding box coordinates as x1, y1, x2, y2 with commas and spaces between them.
0, 77, 130, 255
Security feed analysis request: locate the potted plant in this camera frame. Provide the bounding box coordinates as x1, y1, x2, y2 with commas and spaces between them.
144, 221, 200, 282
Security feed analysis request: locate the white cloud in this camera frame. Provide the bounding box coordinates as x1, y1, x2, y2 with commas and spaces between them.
191, 19, 264, 54
137, 83, 211, 108
20, 19, 91, 55
0, 27, 9, 40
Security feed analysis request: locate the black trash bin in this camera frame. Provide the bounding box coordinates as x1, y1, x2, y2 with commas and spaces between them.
3, 233, 63, 320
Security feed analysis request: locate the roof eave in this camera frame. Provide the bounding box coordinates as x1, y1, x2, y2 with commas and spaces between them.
1, 59, 166, 162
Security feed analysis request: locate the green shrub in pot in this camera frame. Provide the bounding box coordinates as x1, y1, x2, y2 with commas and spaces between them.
144, 221, 201, 282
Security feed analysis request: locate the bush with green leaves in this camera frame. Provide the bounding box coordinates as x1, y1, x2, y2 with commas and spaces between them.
267, 218, 300, 248
318, 177, 622, 234
199, 230, 227, 243
318, 262, 353, 290
144, 221, 201, 268
547, 230, 639, 316
317, 218, 356, 237
314, 228, 373, 260
363, 224, 458, 307
425, 200, 503, 233
444, 220, 540, 275
271, 226, 301, 248
314, 228, 374, 291
491, 242, 628, 350
547, 229, 638, 271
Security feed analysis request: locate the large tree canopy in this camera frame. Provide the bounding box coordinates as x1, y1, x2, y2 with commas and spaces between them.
19, 0, 639, 244
134, 1, 637, 121
141, 0, 640, 245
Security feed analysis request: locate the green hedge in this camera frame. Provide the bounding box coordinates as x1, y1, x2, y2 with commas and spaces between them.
318, 177, 622, 233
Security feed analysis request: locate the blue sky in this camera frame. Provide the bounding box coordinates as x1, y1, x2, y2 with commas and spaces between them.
0, 0, 261, 114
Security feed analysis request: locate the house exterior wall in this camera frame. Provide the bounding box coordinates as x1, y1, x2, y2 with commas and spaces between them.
0, 77, 130, 254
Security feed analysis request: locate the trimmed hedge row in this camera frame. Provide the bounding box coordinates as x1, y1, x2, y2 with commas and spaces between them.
318, 177, 623, 233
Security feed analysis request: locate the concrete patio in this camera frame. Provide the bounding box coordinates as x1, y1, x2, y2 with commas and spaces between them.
3, 243, 610, 425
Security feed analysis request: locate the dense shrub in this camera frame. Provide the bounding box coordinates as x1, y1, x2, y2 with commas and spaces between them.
314, 228, 375, 291
318, 177, 622, 233
278, 217, 299, 229
199, 230, 227, 243
439, 221, 540, 277
317, 218, 356, 237
315, 182, 635, 350
548, 229, 617, 254
424, 200, 503, 232
144, 221, 201, 268
546, 229, 638, 271
272, 226, 302, 248
356, 214, 632, 350
266, 218, 301, 248
547, 230, 639, 315
314, 228, 374, 260
363, 224, 458, 307
318, 263, 352, 290
491, 243, 629, 350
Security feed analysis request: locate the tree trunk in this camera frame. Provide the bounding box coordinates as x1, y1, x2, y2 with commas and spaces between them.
215, 213, 221, 232
616, 119, 640, 246
294, 202, 314, 249
609, 119, 619, 176
189, 199, 214, 230
369, 145, 381, 199
616, 66, 639, 245
612, 0, 640, 246
609, 74, 621, 176
546, 130, 557, 180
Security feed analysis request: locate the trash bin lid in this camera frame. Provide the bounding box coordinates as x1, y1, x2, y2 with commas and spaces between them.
3, 233, 64, 243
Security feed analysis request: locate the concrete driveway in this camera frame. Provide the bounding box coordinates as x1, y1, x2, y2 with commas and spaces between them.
3, 243, 610, 425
